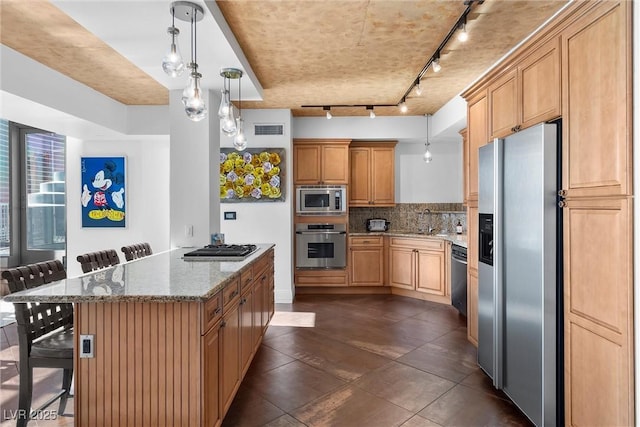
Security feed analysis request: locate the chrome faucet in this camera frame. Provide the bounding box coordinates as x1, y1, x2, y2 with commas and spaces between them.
417, 209, 432, 233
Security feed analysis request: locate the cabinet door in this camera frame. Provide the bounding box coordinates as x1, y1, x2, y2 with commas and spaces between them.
239, 289, 254, 378
488, 69, 518, 139
253, 270, 267, 346
220, 303, 240, 416
415, 250, 445, 296
202, 325, 221, 427
562, 1, 631, 198
467, 94, 487, 200
563, 197, 633, 425
370, 147, 395, 206
388, 247, 414, 290
293, 145, 321, 184
467, 204, 478, 274
349, 147, 371, 206
349, 247, 383, 286
467, 271, 478, 347
321, 145, 349, 184
519, 36, 561, 129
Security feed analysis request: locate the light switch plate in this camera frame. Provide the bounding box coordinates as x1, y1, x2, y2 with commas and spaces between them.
224, 211, 236, 220
79, 334, 94, 358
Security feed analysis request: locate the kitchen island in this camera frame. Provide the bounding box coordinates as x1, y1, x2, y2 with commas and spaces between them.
5, 244, 275, 427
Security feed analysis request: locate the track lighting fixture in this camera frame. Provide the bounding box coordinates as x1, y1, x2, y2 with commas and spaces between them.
399, 99, 408, 113
458, 16, 469, 42
432, 53, 442, 73
163, 1, 206, 122
324, 106, 332, 119
414, 80, 423, 96
367, 106, 375, 119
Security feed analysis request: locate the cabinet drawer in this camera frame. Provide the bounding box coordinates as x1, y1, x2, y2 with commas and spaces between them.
253, 253, 271, 278
222, 276, 241, 309
202, 292, 222, 334
389, 237, 443, 251
240, 267, 254, 293
349, 236, 383, 246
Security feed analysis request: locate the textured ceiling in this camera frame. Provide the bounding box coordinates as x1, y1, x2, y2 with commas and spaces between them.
0, 0, 568, 117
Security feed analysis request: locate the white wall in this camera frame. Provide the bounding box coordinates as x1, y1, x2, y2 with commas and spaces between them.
395, 139, 463, 203
220, 109, 294, 303
169, 89, 222, 248
66, 136, 170, 278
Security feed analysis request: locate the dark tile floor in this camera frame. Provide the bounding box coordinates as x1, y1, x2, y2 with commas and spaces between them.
0, 294, 533, 426
223, 294, 533, 427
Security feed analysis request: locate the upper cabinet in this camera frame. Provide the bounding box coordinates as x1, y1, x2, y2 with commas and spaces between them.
349, 142, 397, 207
488, 37, 561, 140
562, 2, 631, 198
466, 93, 487, 202
293, 139, 351, 185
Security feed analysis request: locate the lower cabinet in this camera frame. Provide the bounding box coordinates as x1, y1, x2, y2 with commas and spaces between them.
388, 237, 446, 299
467, 270, 479, 346
349, 236, 384, 286
220, 300, 241, 416
203, 323, 222, 427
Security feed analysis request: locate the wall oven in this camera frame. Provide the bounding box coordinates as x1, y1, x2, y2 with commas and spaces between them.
296, 185, 347, 215
295, 223, 346, 268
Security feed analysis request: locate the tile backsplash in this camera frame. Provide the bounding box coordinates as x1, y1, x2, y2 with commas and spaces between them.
349, 203, 466, 234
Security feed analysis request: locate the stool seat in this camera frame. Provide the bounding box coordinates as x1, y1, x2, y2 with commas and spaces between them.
31, 328, 74, 359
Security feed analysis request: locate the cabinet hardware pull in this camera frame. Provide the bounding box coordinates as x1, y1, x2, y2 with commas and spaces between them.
214, 307, 221, 315
558, 200, 566, 208
558, 189, 567, 197
230, 289, 239, 298
221, 320, 227, 328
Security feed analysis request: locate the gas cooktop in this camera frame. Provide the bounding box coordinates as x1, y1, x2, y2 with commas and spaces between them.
183, 244, 258, 261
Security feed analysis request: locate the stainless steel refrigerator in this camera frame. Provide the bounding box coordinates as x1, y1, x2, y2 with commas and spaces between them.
478, 123, 560, 426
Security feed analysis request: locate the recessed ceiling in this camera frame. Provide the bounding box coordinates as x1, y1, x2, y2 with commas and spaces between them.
0, 0, 568, 118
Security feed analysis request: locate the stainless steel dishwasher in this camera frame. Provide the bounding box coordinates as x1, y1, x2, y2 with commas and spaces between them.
451, 244, 468, 316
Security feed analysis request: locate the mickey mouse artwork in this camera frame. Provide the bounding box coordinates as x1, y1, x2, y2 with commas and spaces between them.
81, 157, 126, 227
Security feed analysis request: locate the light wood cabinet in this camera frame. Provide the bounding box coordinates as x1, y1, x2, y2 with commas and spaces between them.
295, 268, 348, 287
563, 197, 633, 426
293, 139, 350, 185
349, 236, 384, 286
220, 300, 240, 416
466, 203, 478, 346
239, 286, 254, 378
203, 323, 221, 427
467, 271, 478, 346
388, 237, 445, 297
560, 1, 633, 424
562, 2, 631, 199
349, 142, 397, 207
488, 37, 561, 140
466, 93, 487, 201
460, 128, 468, 205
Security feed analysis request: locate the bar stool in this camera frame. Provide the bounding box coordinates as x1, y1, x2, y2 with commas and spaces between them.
120, 242, 152, 261
76, 249, 120, 274
1, 260, 73, 427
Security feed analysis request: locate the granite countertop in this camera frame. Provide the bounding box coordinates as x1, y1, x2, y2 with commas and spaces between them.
3, 244, 275, 303
350, 231, 467, 248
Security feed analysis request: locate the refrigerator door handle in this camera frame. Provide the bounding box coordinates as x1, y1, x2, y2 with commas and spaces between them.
493, 137, 504, 390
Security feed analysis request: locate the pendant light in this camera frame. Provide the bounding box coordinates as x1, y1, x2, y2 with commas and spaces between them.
164, 2, 206, 122
161, 8, 185, 77
424, 115, 433, 163
232, 69, 247, 151
219, 68, 244, 139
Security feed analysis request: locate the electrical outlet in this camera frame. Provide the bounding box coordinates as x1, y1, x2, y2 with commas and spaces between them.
184, 225, 193, 237
79, 334, 94, 358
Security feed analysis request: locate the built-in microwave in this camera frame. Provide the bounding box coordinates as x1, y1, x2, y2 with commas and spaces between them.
296, 185, 347, 215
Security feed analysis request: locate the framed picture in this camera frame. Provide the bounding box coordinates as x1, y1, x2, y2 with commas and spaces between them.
81, 156, 126, 227
219, 148, 285, 202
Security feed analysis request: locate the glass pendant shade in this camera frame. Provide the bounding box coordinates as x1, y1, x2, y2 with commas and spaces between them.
233, 118, 247, 151
221, 108, 237, 136
162, 27, 185, 77
182, 72, 207, 122
424, 144, 433, 163
218, 89, 231, 119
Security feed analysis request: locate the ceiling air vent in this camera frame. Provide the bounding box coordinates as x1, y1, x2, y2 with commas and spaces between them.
254, 124, 284, 136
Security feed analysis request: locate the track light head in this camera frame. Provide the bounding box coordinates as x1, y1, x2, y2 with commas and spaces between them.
323, 106, 332, 119
366, 106, 375, 119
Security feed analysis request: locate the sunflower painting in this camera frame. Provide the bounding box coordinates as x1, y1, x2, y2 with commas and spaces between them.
220, 148, 286, 202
